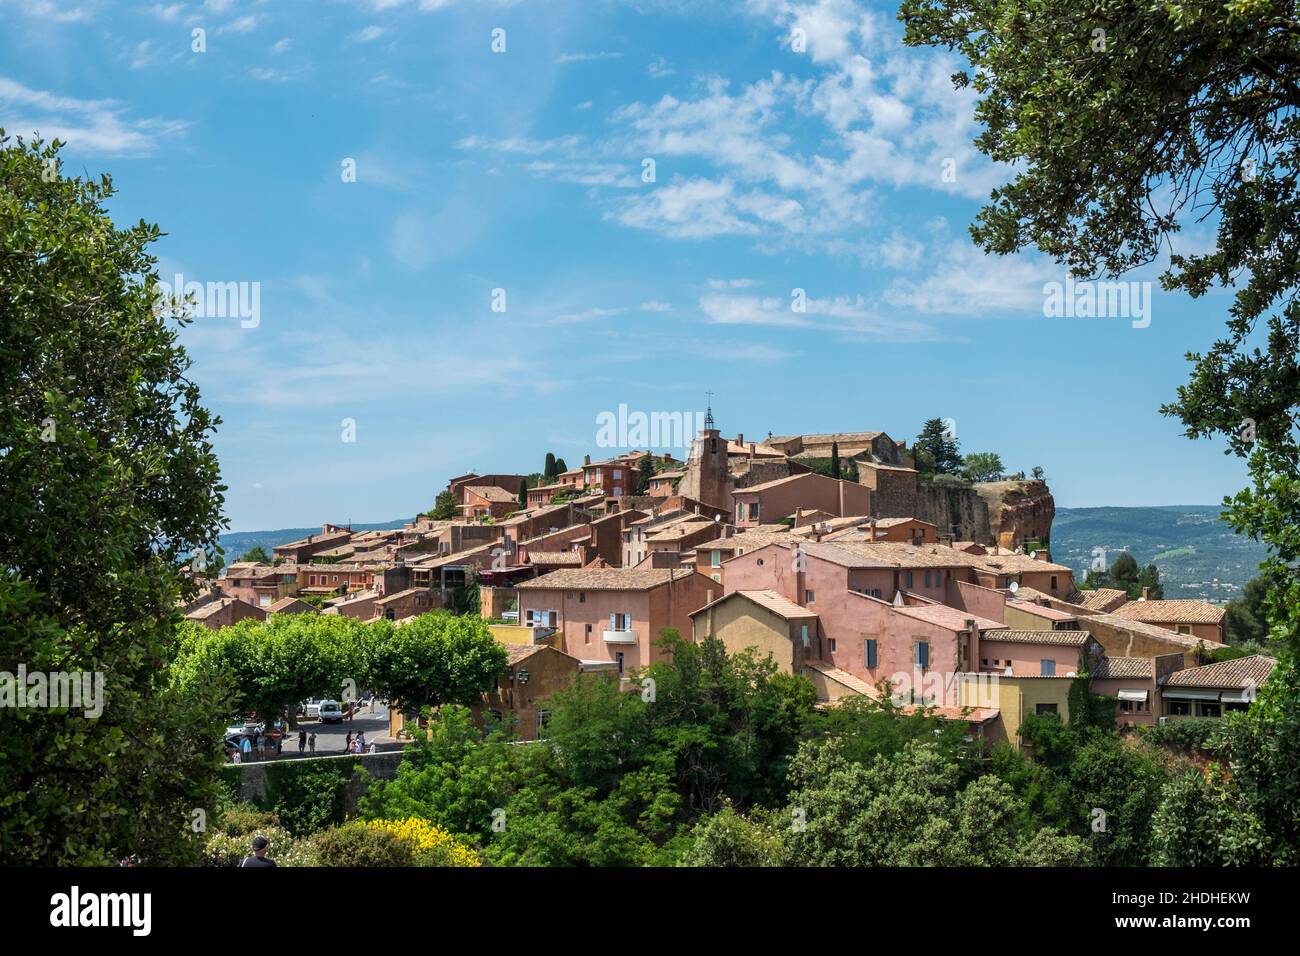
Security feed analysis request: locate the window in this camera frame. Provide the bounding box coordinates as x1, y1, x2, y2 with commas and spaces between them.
711, 574, 721, 583
579, 591, 586, 603
613, 469, 622, 479
748, 502, 759, 521
936, 570, 943, 585
536, 709, 552, 734
924, 570, 932, 588
710, 549, 721, 568
865, 639, 878, 669
1198, 702, 1222, 718
610, 612, 630, 631
1035, 703, 1058, 716
1040, 659, 1056, 677
904, 571, 914, 589
829, 638, 837, 653
1167, 700, 1191, 716
737, 548, 745, 556
1050, 575, 1058, 591
914, 641, 929, 669
585, 624, 592, 644
805, 590, 815, 603
800, 624, 810, 648
1176, 625, 1193, 635
615, 651, 625, 674
736, 503, 744, 523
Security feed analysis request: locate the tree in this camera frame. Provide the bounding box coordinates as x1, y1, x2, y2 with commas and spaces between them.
429, 488, 459, 520
518, 479, 527, 510
1031, 466, 1045, 480
913, 418, 962, 476
830, 441, 842, 480
1223, 575, 1272, 649
240, 545, 270, 563
681, 803, 786, 866
554, 457, 568, 475
0, 134, 227, 865
962, 452, 1004, 482
544, 452, 557, 481
637, 455, 655, 495
1085, 552, 1164, 600
366, 611, 507, 714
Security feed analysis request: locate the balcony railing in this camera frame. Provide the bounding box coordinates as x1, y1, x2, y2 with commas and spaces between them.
603, 629, 637, 644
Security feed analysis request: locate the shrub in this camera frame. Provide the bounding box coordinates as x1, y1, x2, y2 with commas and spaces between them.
310, 821, 415, 867
261, 758, 358, 836
367, 817, 482, 867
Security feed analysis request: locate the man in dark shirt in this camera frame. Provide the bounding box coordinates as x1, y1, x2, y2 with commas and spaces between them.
240, 835, 277, 867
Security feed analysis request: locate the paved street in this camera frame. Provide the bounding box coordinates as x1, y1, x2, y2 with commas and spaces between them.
231, 700, 402, 762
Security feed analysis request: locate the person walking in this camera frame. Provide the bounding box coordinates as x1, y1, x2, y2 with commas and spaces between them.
344, 731, 353, 754
240, 836, 277, 868
308, 732, 316, 754
298, 728, 307, 754
241, 736, 252, 762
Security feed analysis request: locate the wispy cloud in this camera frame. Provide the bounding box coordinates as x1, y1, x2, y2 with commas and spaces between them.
0, 76, 186, 155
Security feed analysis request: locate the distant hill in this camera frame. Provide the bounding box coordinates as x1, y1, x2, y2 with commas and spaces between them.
1052, 506, 1270, 603
218, 519, 410, 563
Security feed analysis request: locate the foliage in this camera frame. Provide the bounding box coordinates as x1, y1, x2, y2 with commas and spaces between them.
367, 611, 506, 713
0, 133, 228, 866
637, 455, 655, 494
1083, 552, 1164, 600
365, 817, 481, 867
680, 803, 787, 866
1223, 575, 1273, 648
962, 452, 1004, 482
239, 546, 271, 563
1140, 718, 1223, 756
913, 418, 962, 476
261, 757, 359, 836
429, 489, 459, 520
310, 820, 414, 867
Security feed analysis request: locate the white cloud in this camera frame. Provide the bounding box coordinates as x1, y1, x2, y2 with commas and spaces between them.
639, 300, 674, 312
272, 37, 292, 54
557, 51, 623, 64
0, 76, 186, 156
218, 14, 258, 35
350, 25, 386, 43
699, 290, 942, 341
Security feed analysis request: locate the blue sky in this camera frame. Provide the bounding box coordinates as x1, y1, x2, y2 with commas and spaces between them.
1, 0, 1248, 530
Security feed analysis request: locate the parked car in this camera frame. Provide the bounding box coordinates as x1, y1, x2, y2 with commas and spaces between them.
301, 699, 323, 719
318, 700, 344, 724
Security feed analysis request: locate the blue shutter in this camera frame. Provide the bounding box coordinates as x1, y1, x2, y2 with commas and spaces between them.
915, 642, 929, 668
865, 639, 878, 669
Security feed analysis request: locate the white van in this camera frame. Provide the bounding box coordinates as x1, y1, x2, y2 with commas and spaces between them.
318, 700, 344, 724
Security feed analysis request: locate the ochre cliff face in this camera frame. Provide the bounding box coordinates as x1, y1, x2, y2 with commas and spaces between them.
974, 480, 1055, 551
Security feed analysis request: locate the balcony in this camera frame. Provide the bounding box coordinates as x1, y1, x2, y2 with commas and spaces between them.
603, 629, 637, 644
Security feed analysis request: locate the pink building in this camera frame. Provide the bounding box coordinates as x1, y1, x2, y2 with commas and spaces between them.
515, 568, 717, 677
731, 473, 872, 527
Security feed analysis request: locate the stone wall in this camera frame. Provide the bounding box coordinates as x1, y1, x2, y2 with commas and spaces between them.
228, 750, 406, 816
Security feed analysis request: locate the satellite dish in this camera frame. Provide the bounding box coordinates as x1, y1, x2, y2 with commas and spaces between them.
1008, 581, 1020, 594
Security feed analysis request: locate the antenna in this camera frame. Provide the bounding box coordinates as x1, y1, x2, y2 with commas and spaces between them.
704, 391, 715, 430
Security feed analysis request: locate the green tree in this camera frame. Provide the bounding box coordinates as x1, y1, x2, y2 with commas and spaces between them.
429, 488, 459, 520
1223, 575, 1272, 649
1085, 552, 1164, 600
637, 455, 655, 495
680, 803, 787, 867
367, 611, 506, 714
962, 451, 1004, 482
1031, 466, 1045, 480
913, 418, 962, 476
554, 457, 568, 475
830, 441, 842, 480
544, 452, 557, 481
239, 545, 270, 563
517, 479, 527, 509
0, 134, 228, 865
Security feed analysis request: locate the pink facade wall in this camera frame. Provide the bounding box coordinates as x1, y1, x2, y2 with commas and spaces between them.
1091, 676, 1157, 727
946, 578, 1008, 623
977, 639, 1082, 677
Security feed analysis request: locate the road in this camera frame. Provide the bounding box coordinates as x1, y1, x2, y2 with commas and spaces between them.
232, 700, 399, 762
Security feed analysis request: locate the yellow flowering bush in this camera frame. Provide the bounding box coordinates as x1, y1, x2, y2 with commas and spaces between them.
366, 817, 482, 867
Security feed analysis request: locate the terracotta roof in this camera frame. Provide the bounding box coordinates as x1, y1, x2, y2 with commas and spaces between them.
1069, 588, 1129, 612
692, 589, 817, 621
694, 529, 802, 553
267, 596, 318, 613
1161, 655, 1275, 689
980, 629, 1091, 647
505, 644, 547, 665
803, 659, 878, 697
734, 472, 840, 494
1112, 599, 1225, 625
1006, 599, 1077, 621
1093, 657, 1154, 679
801, 540, 986, 570
465, 485, 519, 503
1088, 611, 1225, 650
889, 600, 1005, 632
976, 552, 1074, 574
516, 567, 703, 591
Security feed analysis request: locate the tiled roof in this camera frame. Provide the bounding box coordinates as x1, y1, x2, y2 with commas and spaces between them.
889, 600, 1005, 632
1069, 588, 1129, 612
976, 552, 1074, 574
734, 472, 837, 494
527, 551, 583, 566
803, 659, 879, 697
267, 596, 318, 613
465, 485, 519, 503
1112, 599, 1225, 625
694, 529, 802, 552
1093, 656, 1154, 679
517, 567, 702, 591
804, 540, 986, 570
980, 629, 1091, 647
1007, 599, 1077, 621
1088, 611, 1225, 649
1161, 655, 1275, 689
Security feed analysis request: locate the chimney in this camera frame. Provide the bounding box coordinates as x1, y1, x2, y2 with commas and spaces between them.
1141, 586, 1150, 601
736, 432, 744, 446
584, 454, 591, 466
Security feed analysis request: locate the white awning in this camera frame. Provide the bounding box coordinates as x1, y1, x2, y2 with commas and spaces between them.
1162, 688, 1220, 701
1117, 689, 1148, 702
1219, 689, 1254, 704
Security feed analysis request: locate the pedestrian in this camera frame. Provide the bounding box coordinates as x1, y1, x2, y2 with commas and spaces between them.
241, 736, 252, 762
239, 835, 277, 868
298, 729, 307, 754
369, 697, 375, 715
257, 733, 267, 760
308, 732, 316, 754
368, 742, 376, 754
344, 732, 353, 754
348, 702, 355, 725
275, 732, 283, 755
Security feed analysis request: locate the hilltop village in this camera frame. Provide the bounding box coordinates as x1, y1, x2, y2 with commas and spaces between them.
192, 423, 1264, 749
